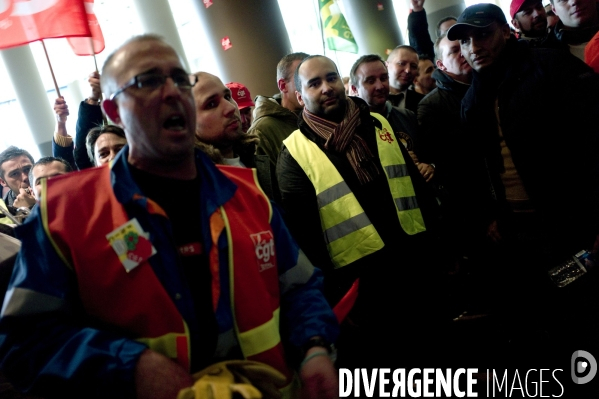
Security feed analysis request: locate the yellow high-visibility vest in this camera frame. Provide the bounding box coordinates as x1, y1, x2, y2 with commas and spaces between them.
283, 112, 426, 269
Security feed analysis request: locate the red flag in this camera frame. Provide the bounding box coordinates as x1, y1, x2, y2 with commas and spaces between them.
67, 0, 105, 55
0, 0, 91, 50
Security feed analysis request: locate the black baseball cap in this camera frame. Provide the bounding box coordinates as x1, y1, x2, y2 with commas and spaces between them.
447, 3, 508, 41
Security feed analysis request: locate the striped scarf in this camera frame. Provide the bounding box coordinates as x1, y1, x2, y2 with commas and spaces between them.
303, 100, 380, 184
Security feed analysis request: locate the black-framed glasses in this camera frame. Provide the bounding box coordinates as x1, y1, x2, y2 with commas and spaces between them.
109, 71, 197, 101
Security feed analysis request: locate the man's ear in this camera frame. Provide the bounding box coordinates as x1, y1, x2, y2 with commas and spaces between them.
436, 59, 446, 71
296, 90, 305, 107
277, 78, 286, 93
512, 18, 521, 31
502, 23, 511, 39
102, 99, 121, 125
0, 178, 7, 188
350, 85, 358, 95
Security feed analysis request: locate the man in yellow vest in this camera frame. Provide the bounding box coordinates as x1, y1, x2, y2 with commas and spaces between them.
0, 35, 339, 399
277, 55, 448, 369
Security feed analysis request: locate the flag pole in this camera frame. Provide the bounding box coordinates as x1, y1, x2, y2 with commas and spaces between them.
89, 37, 99, 73
315, 0, 326, 54
41, 40, 61, 97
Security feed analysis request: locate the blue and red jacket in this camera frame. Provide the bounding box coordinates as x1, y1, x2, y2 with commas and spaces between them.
0, 148, 338, 398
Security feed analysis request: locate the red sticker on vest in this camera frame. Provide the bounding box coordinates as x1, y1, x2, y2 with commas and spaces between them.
106, 218, 157, 273
178, 242, 203, 257
250, 231, 275, 272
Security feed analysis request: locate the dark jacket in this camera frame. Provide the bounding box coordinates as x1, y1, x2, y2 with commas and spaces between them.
388, 89, 425, 116
52, 138, 76, 171
462, 37, 599, 261
74, 101, 104, 170
276, 98, 443, 340
418, 69, 503, 235
249, 95, 300, 168
540, 4, 599, 57
381, 102, 426, 161
408, 8, 434, 59
234, 137, 280, 204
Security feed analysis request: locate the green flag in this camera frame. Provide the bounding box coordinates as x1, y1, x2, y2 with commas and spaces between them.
319, 0, 358, 54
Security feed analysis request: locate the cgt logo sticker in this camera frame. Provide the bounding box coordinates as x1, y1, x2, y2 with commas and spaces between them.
250, 231, 275, 272
571, 350, 597, 384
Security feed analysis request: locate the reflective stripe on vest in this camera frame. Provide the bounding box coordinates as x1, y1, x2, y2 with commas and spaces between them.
217, 166, 295, 393
43, 164, 293, 384
283, 131, 384, 269
371, 112, 426, 235
136, 329, 190, 370
42, 166, 193, 371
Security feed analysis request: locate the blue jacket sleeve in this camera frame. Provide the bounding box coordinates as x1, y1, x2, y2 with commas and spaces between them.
74, 101, 104, 170
270, 203, 340, 353
408, 9, 434, 59
0, 206, 147, 398
52, 137, 76, 171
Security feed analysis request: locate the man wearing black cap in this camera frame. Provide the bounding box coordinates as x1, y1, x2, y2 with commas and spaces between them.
510, 0, 548, 40
448, 4, 599, 390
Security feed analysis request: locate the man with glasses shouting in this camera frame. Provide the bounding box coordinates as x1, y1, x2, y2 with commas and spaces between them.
0, 34, 339, 399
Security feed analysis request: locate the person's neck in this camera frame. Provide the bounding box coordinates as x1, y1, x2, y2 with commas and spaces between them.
521, 29, 545, 39
128, 155, 196, 180
389, 86, 403, 94
414, 84, 430, 95
220, 146, 235, 159
445, 70, 471, 84
369, 102, 385, 114
281, 95, 301, 113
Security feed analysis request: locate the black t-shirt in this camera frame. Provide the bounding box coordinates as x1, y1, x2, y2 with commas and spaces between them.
130, 165, 218, 371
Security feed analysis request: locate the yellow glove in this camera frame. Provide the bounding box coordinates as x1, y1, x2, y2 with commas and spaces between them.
177, 360, 287, 399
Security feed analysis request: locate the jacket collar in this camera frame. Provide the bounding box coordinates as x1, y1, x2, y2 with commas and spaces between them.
432, 69, 471, 94
551, 4, 599, 45
110, 145, 237, 217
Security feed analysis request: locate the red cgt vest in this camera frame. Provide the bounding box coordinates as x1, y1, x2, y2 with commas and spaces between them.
41, 164, 292, 384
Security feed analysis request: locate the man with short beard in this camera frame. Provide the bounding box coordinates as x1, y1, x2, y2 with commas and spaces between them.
277, 55, 446, 369
510, 0, 548, 41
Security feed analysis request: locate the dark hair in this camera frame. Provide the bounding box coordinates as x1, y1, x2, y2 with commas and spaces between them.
85, 125, 127, 165
277, 52, 309, 83
294, 55, 340, 95
436, 16, 457, 37
349, 54, 386, 87
418, 54, 434, 64
29, 156, 72, 185
0, 146, 34, 180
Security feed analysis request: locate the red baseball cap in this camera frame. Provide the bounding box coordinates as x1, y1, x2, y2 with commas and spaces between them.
225, 82, 255, 109
510, 0, 540, 20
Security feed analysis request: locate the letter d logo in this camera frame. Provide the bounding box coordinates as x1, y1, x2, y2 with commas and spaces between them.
571, 350, 597, 384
